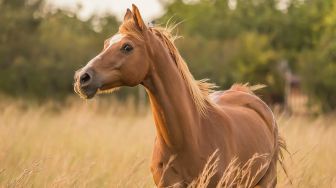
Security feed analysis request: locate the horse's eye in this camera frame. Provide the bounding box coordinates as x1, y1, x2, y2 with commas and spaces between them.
121, 43, 133, 53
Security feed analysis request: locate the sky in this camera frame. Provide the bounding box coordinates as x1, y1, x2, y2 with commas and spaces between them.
46, 0, 163, 21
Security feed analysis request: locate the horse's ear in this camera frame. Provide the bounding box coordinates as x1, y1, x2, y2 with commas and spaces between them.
124, 8, 133, 22
132, 4, 147, 31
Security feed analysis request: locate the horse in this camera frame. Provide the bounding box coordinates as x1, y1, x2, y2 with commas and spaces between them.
74, 5, 285, 187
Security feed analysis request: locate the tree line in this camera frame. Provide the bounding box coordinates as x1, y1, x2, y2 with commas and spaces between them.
1, 0, 336, 112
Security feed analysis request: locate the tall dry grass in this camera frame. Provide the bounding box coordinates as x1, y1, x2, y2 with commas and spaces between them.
0, 98, 335, 187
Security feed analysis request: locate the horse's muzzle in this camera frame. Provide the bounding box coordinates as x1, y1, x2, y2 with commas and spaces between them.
74, 68, 100, 99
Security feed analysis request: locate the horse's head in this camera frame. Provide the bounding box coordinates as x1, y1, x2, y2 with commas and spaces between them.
74, 5, 152, 99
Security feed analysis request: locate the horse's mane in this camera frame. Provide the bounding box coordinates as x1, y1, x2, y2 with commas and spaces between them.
119, 20, 217, 115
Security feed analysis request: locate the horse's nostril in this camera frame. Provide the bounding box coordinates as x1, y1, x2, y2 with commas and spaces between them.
80, 73, 91, 85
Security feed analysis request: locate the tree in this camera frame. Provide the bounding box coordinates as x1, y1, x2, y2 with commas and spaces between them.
0, 0, 120, 99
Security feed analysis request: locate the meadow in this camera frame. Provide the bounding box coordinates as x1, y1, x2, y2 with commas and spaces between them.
0, 98, 335, 187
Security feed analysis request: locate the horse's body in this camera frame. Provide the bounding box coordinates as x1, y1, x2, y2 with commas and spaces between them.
74, 5, 284, 187
150, 87, 279, 187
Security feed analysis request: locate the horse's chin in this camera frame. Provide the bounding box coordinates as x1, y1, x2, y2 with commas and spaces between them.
74, 83, 98, 99
83, 89, 97, 99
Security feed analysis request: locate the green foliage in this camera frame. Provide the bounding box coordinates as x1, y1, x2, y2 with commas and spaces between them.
161, 0, 286, 103
160, 0, 336, 110
1, 0, 336, 111
296, 0, 336, 112
177, 33, 282, 94
299, 23, 336, 111
0, 0, 119, 99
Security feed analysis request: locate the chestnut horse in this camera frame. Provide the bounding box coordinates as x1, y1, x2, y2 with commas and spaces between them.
74, 5, 285, 187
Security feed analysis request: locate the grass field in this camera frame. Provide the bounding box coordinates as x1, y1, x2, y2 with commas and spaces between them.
0, 98, 335, 187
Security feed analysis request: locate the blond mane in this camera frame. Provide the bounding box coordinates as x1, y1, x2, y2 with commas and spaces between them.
119, 20, 217, 114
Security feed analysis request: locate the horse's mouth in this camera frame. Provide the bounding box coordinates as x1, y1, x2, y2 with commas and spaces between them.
74, 82, 120, 99
93, 81, 121, 95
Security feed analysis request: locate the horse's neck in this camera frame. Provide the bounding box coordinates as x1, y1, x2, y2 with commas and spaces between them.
143, 44, 201, 151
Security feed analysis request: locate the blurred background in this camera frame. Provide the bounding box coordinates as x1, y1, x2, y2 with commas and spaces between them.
1, 0, 336, 114
1, 0, 336, 187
